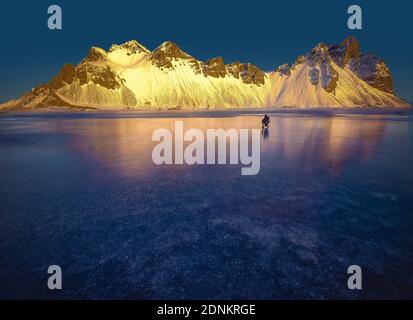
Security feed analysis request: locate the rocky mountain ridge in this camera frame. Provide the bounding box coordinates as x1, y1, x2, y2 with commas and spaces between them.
1, 36, 408, 111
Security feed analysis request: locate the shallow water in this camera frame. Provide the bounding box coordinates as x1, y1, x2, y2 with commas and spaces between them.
0, 111, 412, 299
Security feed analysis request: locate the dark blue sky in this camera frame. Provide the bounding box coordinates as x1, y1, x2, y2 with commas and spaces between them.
0, 0, 412, 102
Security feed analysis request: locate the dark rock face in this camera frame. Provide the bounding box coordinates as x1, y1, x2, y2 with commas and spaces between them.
202, 57, 227, 78
150, 41, 192, 69
224, 62, 265, 85
75, 64, 120, 89
275, 56, 305, 76
306, 44, 338, 93
308, 44, 331, 65
240, 63, 266, 85
49, 63, 120, 90
83, 47, 106, 62
49, 64, 76, 89
295, 55, 305, 65
349, 54, 394, 94
226, 61, 242, 79
329, 36, 360, 68
329, 36, 393, 94
226, 61, 266, 86
275, 63, 292, 76
309, 68, 320, 86
150, 50, 173, 69
320, 62, 338, 93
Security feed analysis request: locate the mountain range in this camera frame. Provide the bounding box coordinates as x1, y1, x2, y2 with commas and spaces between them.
0, 36, 409, 111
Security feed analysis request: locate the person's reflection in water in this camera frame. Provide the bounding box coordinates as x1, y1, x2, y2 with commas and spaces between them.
262, 126, 269, 139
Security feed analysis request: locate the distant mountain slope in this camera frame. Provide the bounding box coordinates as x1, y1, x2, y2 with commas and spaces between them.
1, 37, 408, 111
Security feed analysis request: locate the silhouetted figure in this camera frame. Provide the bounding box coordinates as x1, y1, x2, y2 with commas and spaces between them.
262, 114, 270, 129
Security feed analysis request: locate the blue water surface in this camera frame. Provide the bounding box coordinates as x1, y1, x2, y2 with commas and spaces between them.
0, 111, 412, 299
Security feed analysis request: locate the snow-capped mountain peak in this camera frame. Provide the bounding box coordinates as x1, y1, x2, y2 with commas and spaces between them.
109, 40, 150, 55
